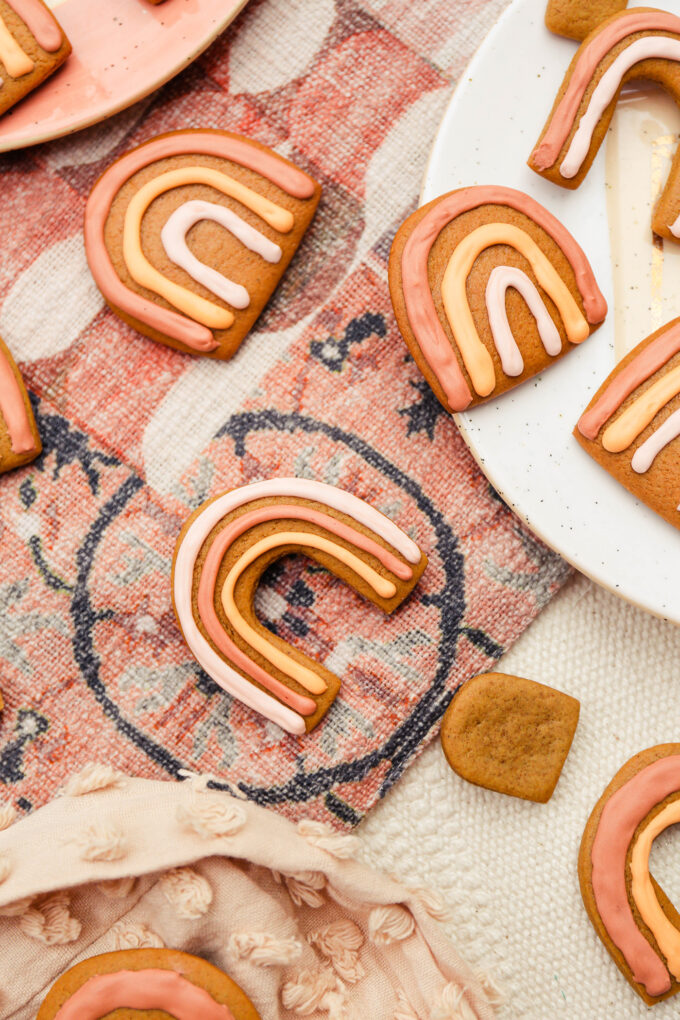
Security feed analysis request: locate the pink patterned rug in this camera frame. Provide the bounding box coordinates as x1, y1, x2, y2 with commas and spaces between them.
0, 0, 569, 827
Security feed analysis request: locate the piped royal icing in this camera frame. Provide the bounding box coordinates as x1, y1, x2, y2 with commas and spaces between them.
52, 968, 235, 1020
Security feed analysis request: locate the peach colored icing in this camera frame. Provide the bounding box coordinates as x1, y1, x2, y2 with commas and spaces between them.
601, 362, 680, 453
630, 799, 680, 981
400, 186, 606, 411
485, 266, 562, 377
440, 222, 587, 396
84, 132, 316, 353
52, 969, 235, 1020
531, 10, 680, 171
0, 13, 33, 76
632, 406, 680, 473
591, 754, 680, 996
6, 0, 61, 51
0, 347, 36, 455
578, 321, 680, 439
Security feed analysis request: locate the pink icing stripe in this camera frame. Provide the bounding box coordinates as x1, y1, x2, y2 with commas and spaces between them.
0, 346, 36, 454
401, 186, 606, 411
485, 265, 562, 376
196, 503, 413, 718
84, 132, 316, 352
5, 0, 62, 52
53, 969, 235, 1020
531, 11, 680, 170
591, 755, 680, 997
578, 321, 680, 439
632, 406, 680, 473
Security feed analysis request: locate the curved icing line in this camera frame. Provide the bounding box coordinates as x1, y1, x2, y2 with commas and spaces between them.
400, 186, 606, 411
52, 969, 235, 1020
173, 479, 421, 736
590, 754, 680, 996
124, 167, 292, 331
485, 266, 562, 377
531, 10, 680, 170
0, 13, 33, 76
84, 132, 316, 352
630, 799, 680, 980
441, 222, 588, 397
0, 347, 36, 455
578, 321, 680, 439
5, 0, 61, 51
632, 406, 680, 474
602, 362, 680, 453
161, 199, 282, 312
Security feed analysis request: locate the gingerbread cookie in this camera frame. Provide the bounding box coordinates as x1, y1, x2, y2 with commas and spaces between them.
579, 745, 680, 1005
440, 672, 580, 802
529, 8, 680, 239
37, 948, 261, 1019
388, 185, 606, 412
0, 334, 40, 473
84, 130, 321, 359
172, 479, 427, 735
545, 0, 628, 42
576, 318, 680, 530
0, 0, 70, 116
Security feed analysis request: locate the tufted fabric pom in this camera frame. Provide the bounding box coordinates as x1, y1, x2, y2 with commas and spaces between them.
71, 824, 127, 862
412, 885, 451, 923
97, 876, 137, 900
0, 855, 11, 884
368, 905, 415, 946
272, 869, 326, 908
110, 919, 165, 950
0, 802, 17, 831
158, 866, 213, 920
308, 919, 365, 983
471, 967, 505, 1008
431, 983, 479, 1020
0, 896, 32, 917
297, 820, 360, 860
176, 797, 246, 839
18, 892, 81, 946
229, 931, 303, 967
394, 988, 420, 1020
282, 968, 353, 1018
63, 763, 127, 797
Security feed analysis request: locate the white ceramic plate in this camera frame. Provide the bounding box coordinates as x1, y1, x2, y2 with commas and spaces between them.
423, 0, 680, 624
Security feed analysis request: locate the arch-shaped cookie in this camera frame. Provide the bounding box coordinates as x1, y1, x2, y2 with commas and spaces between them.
0, 0, 70, 116
579, 745, 680, 1005
529, 8, 680, 240
388, 185, 606, 412
37, 948, 260, 1020
172, 479, 427, 735
84, 130, 321, 358
0, 334, 40, 473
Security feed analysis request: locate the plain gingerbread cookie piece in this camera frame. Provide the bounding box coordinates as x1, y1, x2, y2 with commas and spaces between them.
545, 0, 628, 41
0, 334, 41, 474
37, 948, 261, 1020
0, 0, 70, 117
440, 672, 580, 803
575, 317, 680, 531
579, 745, 680, 1006
84, 129, 322, 360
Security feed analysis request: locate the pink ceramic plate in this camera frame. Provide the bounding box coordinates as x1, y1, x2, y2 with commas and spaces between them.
0, 0, 251, 152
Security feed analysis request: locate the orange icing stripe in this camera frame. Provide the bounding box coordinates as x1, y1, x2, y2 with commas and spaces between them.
602, 363, 680, 453
630, 799, 680, 981
0, 12, 33, 76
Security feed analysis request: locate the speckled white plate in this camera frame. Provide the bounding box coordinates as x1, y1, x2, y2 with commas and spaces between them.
422, 0, 680, 624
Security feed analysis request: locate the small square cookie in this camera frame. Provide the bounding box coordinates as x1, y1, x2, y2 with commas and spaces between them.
0, 0, 70, 117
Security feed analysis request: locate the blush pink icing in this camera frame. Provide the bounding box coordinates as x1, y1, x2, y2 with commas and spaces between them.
52, 969, 236, 1020
5, 0, 62, 52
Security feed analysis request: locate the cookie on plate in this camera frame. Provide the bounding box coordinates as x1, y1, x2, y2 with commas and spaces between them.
172, 478, 427, 736
0, 0, 70, 116
579, 745, 680, 1005
529, 8, 680, 239
37, 947, 260, 1019
575, 317, 680, 530
545, 0, 628, 41
440, 672, 580, 803
388, 185, 606, 412
0, 334, 41, 473
84, 129, 321, 359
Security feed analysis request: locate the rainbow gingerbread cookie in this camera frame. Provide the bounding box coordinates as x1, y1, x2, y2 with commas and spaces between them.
0, 334, 40, 474
37, 948, 260, 1020
579, 745, 680, 1005
172, 479, 427, 735
84, 130, 321, 359
530, 8, 680, 240
389, 185, 606, 412
576, 317, 680, 530
0, 0, 70, 116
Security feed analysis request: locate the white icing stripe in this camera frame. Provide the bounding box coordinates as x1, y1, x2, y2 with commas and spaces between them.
562, 37, 680, 179
485, 266, 562, 377
173, 479, 421, 735
631, 406, 680, 473
160, 200, 282, 311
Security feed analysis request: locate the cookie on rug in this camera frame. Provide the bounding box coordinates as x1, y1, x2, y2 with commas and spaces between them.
388, 185, 606, 412
440, 672, 580, 802
0, 0, 70, 116
37, 948, 261, 1019
545, 0, 628, 41
576, 317, 680, 530
0, 334, 41, 473
579, 744, 680, 1005
529, 8, 680, 240
84, 129, 321, 359
172, 478, 427, 735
